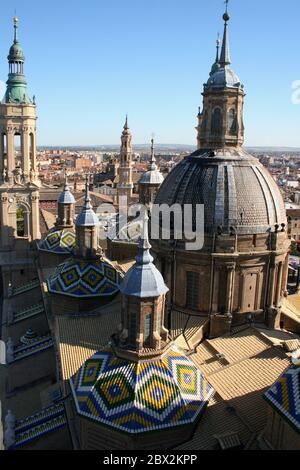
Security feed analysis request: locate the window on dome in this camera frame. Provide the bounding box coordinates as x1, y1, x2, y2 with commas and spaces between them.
144, 313, 152, 346
211, 108, 222, 135
228, 109, 237, 133
186, 271, 200, 310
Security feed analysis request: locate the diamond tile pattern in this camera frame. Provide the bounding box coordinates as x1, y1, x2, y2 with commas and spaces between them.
70, 345, 214, 434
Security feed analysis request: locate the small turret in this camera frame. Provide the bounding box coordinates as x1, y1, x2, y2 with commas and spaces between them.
56, 170, 76, 228
75, 174, 99, 259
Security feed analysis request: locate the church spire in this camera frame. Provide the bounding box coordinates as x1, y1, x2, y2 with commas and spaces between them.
5, 16, 32, 104
135, 210, 153, 265
150, 138, 158, 171
13, 16, 19, 43
210, 33, 221, 76
75, 174, 99, 259
215, 32, 220, 63
117, 116, 134, 203
219, 4, 231, 67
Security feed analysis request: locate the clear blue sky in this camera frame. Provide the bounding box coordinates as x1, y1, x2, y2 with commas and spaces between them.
0, 0, 299, 147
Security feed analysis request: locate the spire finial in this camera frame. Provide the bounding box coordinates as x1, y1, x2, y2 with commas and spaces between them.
124, 114, 129, 130
150, 135, 157, 169
135, 210, 152, 265
216, 32, 221, 62
219, 1, 231, 67
13, 15, 19, 43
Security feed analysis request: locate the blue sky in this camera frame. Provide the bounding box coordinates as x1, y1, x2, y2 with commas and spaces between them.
0, 0, 299, 147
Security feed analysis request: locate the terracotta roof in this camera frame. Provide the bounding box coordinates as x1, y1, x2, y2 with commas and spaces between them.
114, 259, 136, 274
55, 300, 121, 380
176, 327, 291, 448
40, 209, 57, 231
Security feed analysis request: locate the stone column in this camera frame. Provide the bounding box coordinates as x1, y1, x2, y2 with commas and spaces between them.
225, 262, 235, 317
275, 262, 283, 307
0, 133, 4, 176
281, 255, 289, 297
267, 257, 276, 307
6, 130, 15, 176
31, 131, 37, 171
30, 192, 41, 241
22, 130, 30, 176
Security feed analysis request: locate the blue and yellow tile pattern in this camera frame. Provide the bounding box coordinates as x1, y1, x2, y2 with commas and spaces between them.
70, 345, 214, 434
264, 366, 300, 433
47, 258, 121, 298
38, 228, 76, 255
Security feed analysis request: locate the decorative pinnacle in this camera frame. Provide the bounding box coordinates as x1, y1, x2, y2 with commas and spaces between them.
84, 173, 92, 206
124, 114, 129, 130
223, 0, 230, 22
135, 210, 153, 265
216, 32, 221, 62
13, 16, 19, 43
150, 137, 158, 170
219, 1, 231, 66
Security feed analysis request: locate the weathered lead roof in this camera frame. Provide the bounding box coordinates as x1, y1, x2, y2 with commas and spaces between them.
155, 148, 287, 235
120, 212, 169, 298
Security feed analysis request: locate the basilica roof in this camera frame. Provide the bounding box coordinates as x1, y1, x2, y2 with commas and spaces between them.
264, 366, 300, 433
38, 228, 76, 255
69, 344, 214, 434
47, 257, 121, 298
155, 148, 287, 235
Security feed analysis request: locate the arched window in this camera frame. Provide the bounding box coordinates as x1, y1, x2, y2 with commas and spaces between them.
14, 133, 21, 168
211, 108, 222, 135
228, 109, 237, 133
16, 207, 25, 237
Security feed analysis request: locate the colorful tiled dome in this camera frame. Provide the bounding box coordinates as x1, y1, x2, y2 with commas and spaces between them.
264, 366, 300, 433
38, 228, 76, 255
47, 258, 121, 298
70, 345, 214, 434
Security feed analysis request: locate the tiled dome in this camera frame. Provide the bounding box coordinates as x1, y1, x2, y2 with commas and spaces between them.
155, 148, 287, 235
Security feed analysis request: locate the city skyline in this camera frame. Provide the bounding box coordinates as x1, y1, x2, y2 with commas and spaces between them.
0, 0, 299, 146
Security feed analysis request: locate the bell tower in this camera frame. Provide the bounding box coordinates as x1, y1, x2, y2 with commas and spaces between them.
0, 17, 40, 249
117, 116, 133, 204
197, 9, 245, 150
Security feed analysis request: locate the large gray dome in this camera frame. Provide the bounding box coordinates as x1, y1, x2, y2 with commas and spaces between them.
154, 148, 287, 235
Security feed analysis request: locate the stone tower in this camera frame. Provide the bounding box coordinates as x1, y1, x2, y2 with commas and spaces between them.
117, 116, 133, 204
118, 211, 169, 355
0, 17, 40, 249
75, 175, 99, 259
196, 14, 245, 150
56, 171, 75, 229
